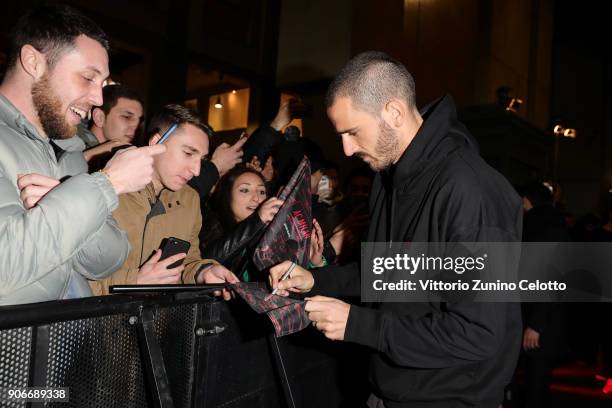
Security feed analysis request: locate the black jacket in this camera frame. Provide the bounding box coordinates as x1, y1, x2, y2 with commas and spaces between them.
521, 205, 569, 352
202, 213, 265, 263
310, 95, 523, 408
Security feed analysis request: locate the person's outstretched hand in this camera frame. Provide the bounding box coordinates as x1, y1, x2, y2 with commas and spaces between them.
197, 264, 239, 301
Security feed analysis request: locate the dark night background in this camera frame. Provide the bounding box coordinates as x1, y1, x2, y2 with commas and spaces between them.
1, 0, 610, 217
1, 1, 611, 406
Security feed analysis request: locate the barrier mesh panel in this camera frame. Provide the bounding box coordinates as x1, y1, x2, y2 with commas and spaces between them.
45, 314, 147, 408
210, 301, 282, 408
0, 327, 32, 408
153, 304, 197, 408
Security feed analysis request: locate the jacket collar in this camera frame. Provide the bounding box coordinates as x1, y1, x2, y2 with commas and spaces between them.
0, 93, 45, 141
143, 183, 159, 204
134, 182, 188, 210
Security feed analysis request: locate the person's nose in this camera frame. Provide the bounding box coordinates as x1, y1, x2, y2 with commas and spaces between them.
251, 188, 265, 205
89, 84, 103, 108
190, 159, 201, 177
341, 135, 356, 157
127, 118, 139, 134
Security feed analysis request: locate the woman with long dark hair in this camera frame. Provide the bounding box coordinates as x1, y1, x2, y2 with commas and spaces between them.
201, 165, 324, 281
201, 166, 278, 280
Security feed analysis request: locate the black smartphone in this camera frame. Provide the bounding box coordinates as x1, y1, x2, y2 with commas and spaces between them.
159, 237, 191, 268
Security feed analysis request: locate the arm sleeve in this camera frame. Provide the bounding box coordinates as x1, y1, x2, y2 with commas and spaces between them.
201, 214, 265, 264
89, 266, 139, 296
71, 214, 130, 280
344, 301, 512, 368
526, 303, 558, 333
309, 262, 361, 297
242, 124, 283, 164
0, 171, 119, 296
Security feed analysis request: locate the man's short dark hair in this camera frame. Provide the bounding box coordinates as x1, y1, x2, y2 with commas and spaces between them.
98, 84, 143, 115
147, 104, 213, 139
7, 4, 110, 72
325, 51, 416, 115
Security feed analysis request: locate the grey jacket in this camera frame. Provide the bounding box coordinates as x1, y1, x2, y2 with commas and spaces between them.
0, 94, 130, 305
52, 135, 89, 176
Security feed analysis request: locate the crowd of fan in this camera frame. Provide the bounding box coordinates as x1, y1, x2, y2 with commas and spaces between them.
1, 4, 610, 406
0, 4, 374, 307
81, 85, 375, 296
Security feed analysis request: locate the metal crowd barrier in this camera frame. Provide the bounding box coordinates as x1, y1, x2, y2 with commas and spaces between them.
0, 291, 352, 408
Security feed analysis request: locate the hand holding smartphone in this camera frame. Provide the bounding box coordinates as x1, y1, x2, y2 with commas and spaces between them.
159, 237, 191, 268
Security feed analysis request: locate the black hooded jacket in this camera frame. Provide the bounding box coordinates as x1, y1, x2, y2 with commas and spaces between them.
310, 95, 523, 408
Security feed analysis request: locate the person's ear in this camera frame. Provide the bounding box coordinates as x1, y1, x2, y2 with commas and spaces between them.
383, 99, 407, 128
149, 132, 161, 146
91, 108, 106, 128
20, 45, 46, 80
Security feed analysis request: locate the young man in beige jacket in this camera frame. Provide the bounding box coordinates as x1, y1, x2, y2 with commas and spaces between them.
90, 104, 235, 296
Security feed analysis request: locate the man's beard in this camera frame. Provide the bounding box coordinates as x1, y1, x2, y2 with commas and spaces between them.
31, 73, 75, 140
359, 119, 399, 172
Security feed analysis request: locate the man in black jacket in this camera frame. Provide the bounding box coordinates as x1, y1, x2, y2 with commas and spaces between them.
519, 182, 569, 407
270, 51, 523, 407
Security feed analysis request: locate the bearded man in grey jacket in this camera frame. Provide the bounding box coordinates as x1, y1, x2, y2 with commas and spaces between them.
0, 4, 165, 305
